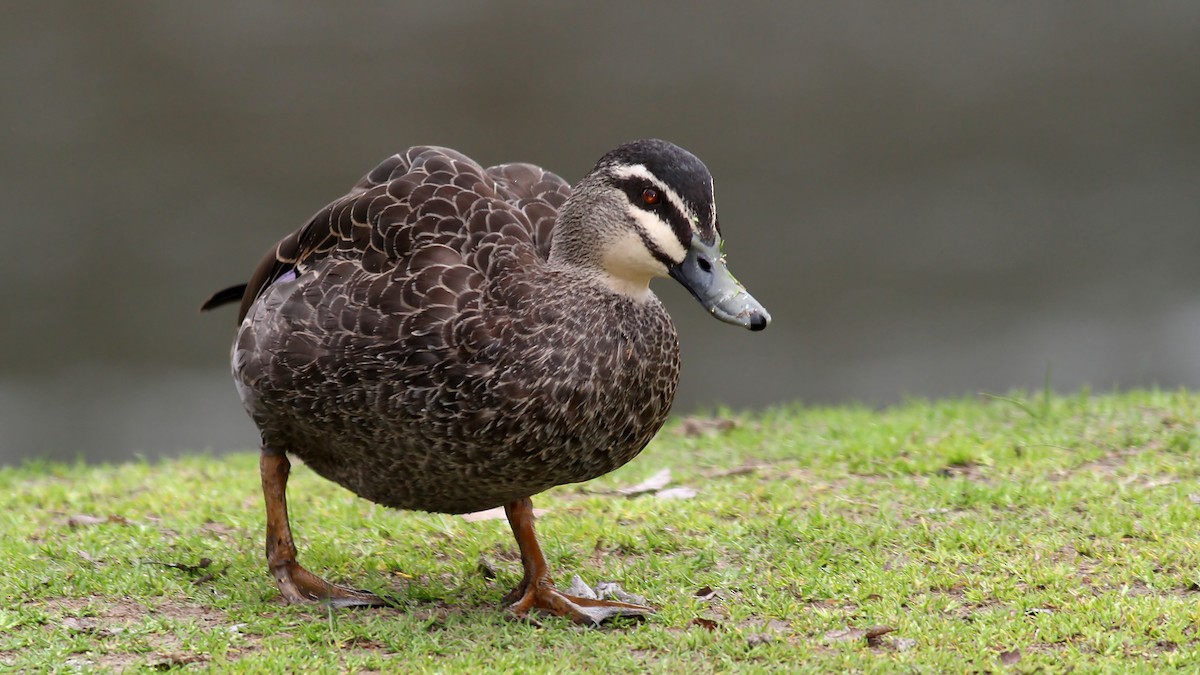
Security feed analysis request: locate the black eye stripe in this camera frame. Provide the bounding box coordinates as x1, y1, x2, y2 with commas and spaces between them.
616, 178, 663, 209
614, 177, 694, 246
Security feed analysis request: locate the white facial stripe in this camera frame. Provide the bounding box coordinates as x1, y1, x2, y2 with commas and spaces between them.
709, 176, 718, 230
628, 208, 687, 264
609, 164, 699, 231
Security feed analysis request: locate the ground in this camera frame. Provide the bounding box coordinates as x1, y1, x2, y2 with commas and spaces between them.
2, 390, 1199, 672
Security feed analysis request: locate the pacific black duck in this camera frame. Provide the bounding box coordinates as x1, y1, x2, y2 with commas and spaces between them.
203, 139, 769, 625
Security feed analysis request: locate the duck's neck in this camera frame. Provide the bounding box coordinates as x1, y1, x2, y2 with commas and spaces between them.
549, 187, 663, 303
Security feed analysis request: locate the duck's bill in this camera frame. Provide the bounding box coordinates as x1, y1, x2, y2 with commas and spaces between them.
668, 237, 770, 331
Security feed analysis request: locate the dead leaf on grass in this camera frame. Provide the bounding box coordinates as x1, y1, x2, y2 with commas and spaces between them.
566, 575, 648, 606
584, 467, 698, 499
655, 486, 696, 500
615, 468, 673, 496
460, 506, 547, 522
864, 625, 896, 648
694, 585, 718, 602
198, 521, 239, 537
692, 617, 720, 631
999, 647, 1022, 665
1126, 475, 1178, 489
679, 417, 737, 437
825, 625, 896, 648
936, 462, 983, 480
66, 514, 130, 528
72, 549, 103, 565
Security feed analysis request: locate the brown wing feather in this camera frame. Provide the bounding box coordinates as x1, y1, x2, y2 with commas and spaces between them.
205, 146, 569, 325
484, 162, 571, 260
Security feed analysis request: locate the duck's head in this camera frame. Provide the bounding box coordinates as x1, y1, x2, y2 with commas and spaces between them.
552, 139, 770, 331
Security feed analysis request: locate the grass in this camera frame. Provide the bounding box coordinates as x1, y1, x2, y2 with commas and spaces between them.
3, 389, 1200, 672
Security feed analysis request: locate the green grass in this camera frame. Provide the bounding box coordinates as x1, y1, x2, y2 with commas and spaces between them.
4, 389, 1200, 672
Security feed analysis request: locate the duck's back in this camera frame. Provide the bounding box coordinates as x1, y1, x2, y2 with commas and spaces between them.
233, 147, 680, 514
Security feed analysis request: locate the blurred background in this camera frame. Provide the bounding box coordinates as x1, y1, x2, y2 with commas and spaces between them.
2, 2, 1199, 465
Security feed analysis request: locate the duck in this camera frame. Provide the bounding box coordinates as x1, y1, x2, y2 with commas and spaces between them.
202, 139, 770, 625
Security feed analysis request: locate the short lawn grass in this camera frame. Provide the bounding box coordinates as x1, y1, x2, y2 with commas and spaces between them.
3, 389, 1200, 672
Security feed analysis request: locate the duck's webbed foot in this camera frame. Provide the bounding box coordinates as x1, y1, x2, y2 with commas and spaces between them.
270, 557, 390, 608
502, 498, 654, 626
261, 448, 390, 608
504, 577, 653, 626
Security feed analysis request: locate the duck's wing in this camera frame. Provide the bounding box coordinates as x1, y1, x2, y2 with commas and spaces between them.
484, 161, 571, 261
202, 147, 572, 324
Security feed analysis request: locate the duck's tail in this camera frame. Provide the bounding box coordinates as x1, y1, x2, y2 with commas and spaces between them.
200, 283, 248, 312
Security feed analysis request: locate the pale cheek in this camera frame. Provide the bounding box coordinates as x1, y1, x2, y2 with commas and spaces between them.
603, 231, 668, 280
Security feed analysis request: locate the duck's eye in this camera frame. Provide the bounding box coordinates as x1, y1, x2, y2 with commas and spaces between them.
641, 188, 660, 205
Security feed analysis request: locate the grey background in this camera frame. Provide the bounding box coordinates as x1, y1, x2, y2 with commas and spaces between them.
3, 2, 1199, 464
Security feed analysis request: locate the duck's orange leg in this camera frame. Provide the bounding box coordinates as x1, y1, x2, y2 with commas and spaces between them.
261, 448, 389, 607
502, 497, 653, 626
